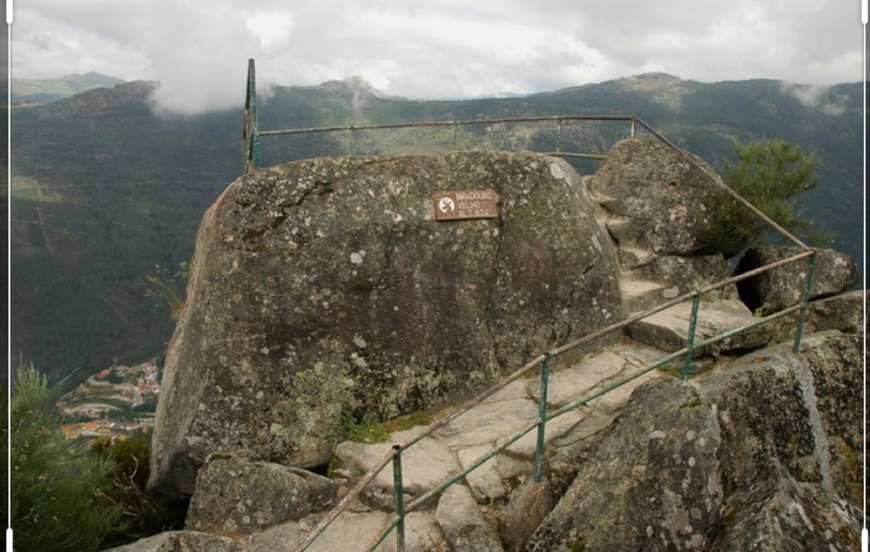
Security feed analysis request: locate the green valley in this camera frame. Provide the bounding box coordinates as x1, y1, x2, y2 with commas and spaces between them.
9, 73, 864, 388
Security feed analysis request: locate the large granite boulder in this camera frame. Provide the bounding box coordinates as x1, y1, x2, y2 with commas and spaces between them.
148, 152, 622, 498
589, 139, 727, 256
525, 331, 863, 551
735, 245, 859, 313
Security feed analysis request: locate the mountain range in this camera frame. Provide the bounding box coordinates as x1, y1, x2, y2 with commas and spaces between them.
9, 72, 864, 387
9, 72, 126, 105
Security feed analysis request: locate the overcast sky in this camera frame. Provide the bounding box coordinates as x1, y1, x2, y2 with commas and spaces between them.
9, 0, 866, 114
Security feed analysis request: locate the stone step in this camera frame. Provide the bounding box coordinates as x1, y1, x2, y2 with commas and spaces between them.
620, 277, 677, 313
627, 298, 774, 356
603, 216, 635, 244
333, 344, 669, 507
295, 341, 681, 550
618, 245, 656, 269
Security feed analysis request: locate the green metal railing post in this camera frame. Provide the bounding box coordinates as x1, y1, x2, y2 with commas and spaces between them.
682, 294, 702, 380
391, 445, 406, 552
793, 253, 817, 353
243, 59, 261, 174
533, 356, 550, 483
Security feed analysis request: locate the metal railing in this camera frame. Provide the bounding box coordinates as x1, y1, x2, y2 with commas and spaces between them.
292, 250, 815, 552
239, 60, 817, 552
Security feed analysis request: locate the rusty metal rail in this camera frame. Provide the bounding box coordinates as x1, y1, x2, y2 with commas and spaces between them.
240, 60, 819, 552
291, 247, 816, 552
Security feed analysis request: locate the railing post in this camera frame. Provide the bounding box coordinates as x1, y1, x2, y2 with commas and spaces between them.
243, 59, 261, 174
556, 118, 563, 155
533, 356, 550, 483
391, 445, 406, 552
793, 252, 816, 353
683, 294, 702, 380
630, 118, 637, 139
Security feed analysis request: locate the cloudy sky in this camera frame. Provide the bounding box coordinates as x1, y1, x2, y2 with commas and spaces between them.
8, 0, 866, 114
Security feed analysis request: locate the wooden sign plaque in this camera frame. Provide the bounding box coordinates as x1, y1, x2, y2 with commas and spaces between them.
433, 189, 500, 221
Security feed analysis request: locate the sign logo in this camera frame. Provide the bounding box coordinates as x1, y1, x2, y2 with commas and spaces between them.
433, 189, 500, 221
438, 196, 456, 214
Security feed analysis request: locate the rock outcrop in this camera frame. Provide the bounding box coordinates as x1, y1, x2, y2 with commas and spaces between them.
148, 151, 622, 498
589, 138, 726, 256
525, 377, 724, 551
736, 245, 859, 313
185, 455, 338, 535
130, 138, 863, 552
525, 331, 863, 551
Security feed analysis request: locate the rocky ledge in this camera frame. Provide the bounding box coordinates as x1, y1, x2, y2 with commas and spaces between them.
123, 140, 862, 551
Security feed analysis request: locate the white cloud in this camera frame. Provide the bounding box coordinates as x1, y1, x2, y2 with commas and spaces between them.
10, 0, 864, 114
781, 82, 847, 116
245, 10, 294, 51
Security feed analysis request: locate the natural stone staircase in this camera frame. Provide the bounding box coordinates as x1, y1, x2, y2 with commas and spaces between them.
583, 174, 766, 358
287, 342, 668, 551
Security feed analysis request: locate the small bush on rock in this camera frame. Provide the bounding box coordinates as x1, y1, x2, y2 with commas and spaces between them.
702, 139, 831, 256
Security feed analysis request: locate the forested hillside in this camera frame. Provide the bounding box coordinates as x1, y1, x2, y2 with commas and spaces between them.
9, 73, 863, 387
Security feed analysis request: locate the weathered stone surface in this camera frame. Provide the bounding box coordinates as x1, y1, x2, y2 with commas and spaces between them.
710, 463, 862, 551
149, 152, 622, 498
102, 531, 245, 552
247, 511, 447, 552
698, 332, 863, 504
185, 455, 337, 534
627, 298, 773, 355
435, 484, 504, 552
629, 254, 738, 302
696, 332, 863, 548
736, 245, 859, 313
525, 332, 863, 551
590, 139, 727, 256
500, 478, 554, 552
333, 429, 460, 511
525, 378, 723, 551
763, 289, 865, 342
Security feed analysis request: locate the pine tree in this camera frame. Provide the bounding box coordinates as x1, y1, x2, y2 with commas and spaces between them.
702, 139, 831, 256
6, 365, 123, 552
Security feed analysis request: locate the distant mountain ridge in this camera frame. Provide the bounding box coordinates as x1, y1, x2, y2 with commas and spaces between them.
11, 71, 125, 104
9, 72, 864, 387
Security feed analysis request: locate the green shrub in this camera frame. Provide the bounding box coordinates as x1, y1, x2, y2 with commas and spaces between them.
702, 139, 832, 256
144, 262, 188, 321
7, 365, 122, 552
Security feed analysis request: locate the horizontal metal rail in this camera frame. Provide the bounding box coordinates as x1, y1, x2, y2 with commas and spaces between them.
361, 281, 815, 552
292, 249, 816, 552
258, 115, 637, 137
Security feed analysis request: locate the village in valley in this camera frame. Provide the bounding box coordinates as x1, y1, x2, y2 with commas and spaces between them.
55, 361, 161, 442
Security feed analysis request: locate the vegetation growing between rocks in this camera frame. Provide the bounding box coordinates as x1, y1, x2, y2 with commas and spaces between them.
5, 365, 122, 552
144, 262, 189, 321
343, 410, 434, 443
91, 433, 188, 549
701, 139, 833, 257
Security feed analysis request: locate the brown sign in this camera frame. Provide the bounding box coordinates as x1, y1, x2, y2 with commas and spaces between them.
433, 189, 500, 221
